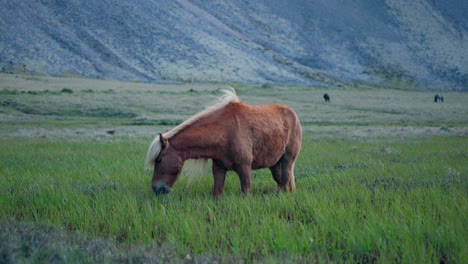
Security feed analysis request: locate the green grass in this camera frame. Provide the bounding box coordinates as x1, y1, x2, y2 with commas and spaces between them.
1, 74, 467, 262
0, 136, 466, 263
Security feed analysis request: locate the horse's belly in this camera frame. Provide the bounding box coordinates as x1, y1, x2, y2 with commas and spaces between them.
251, 156, 281, 169
251, 143, 285, 169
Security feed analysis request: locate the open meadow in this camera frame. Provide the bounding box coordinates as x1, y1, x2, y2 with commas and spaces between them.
0, 74, 467, 263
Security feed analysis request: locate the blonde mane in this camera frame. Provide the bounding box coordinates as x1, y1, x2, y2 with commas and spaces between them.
145, 88, 239, 169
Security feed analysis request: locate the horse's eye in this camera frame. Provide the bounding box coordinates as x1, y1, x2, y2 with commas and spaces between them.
155, 158, 162, 164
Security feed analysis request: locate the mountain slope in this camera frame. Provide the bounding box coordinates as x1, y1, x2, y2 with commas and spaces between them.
1, 0, 467, 89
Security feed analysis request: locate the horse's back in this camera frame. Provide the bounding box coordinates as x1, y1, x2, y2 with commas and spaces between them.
229, 103, 301, 168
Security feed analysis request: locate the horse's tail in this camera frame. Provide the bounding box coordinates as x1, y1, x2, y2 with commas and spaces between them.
286, 105, 301, 192
289, 162, 297, 191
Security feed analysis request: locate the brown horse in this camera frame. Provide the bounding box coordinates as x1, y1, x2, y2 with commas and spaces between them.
145, 89, 302, 197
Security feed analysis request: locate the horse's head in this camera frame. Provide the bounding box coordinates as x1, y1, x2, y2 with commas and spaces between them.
150, 134, 183, 195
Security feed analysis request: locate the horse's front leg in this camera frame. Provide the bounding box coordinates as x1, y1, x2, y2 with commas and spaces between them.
212, 160, 227, 198
235, 165, 252, 195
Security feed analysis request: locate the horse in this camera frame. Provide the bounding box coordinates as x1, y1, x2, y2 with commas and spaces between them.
323, 93, 330, 102
145, 89, 302, 198
434, 94, 444, 102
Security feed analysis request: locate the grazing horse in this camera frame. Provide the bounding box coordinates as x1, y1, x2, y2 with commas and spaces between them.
434, 94, 444, 102
146, 89, 302, 197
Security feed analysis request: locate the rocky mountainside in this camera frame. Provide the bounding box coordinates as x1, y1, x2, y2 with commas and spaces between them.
1, 0, 467, 90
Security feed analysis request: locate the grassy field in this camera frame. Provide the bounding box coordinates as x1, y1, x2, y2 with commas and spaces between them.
0, 74, 467, 263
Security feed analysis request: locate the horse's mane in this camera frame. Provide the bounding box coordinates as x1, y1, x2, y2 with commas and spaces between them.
145, 88, 239, 169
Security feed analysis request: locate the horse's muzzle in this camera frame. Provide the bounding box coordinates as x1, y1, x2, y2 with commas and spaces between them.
153, 185, 171, 195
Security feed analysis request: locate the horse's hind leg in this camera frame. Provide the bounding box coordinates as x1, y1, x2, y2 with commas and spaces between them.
270, 156, 296, 192
279, 155, 297, 192
269, 162, 282, 187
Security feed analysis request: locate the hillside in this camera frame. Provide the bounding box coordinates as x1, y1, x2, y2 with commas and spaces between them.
1, 0, 467, 90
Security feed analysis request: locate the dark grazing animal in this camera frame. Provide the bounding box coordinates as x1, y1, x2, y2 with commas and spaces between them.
323, 93, 330, 102
434, 94, 444, 102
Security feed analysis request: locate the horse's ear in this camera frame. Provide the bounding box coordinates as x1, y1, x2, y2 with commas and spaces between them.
159, 133, 168, 149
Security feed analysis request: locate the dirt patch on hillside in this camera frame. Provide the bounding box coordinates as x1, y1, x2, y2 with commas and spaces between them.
4, 126, 160, 140
303, 125, 468, 138
2, 124, 467, 140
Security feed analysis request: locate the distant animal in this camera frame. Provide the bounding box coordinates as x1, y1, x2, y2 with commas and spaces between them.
434, 94, 444, 102
323, 93, 330, 102
146, 89, 302, 198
